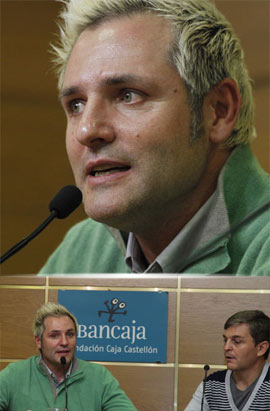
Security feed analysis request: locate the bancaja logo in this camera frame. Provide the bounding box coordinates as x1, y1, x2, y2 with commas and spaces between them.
77, 298, 147, 345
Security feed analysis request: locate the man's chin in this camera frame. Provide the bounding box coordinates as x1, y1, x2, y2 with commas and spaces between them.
226, 362, 238, 371
84, 203, 132, 229
83, 194, 153, 233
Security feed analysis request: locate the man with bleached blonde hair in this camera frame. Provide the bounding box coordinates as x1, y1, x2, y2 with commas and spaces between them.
33, 301, 79, 338
40, 0, 269, 276
0, 302, 137, 411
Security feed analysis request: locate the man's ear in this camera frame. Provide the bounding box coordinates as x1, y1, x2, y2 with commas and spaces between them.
35, 335, 42, 350
256, 340, 269, 358
205, 78, 242, 144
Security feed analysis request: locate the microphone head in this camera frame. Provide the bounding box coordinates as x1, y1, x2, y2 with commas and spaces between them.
204, 364, 210, 371
49, 185, 82, 219
60, 356, 67, 365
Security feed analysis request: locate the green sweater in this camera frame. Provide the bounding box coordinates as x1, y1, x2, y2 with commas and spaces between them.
0, 356, 137, 411
40, 145, 270, 275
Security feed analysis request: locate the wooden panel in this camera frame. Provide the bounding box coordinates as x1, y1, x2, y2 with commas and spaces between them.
0, 288, 45, 358
167, 292, 177, 363
217, 1, 269, 78
106, 364, 175, 411
181, 276, 270, 289
48, 274, 179, 288
0, 275, 46, 286
47, 288, 59, 304
1, 0, 269, 276
178, 291, 270, 364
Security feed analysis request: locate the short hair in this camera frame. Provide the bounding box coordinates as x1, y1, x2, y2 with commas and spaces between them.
33, 302, 78, 339
52, 0, 256, 147
224, 310, 270, 360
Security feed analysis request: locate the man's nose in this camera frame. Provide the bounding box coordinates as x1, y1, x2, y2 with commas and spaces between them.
75, 100, 116, 149
60, 334, 68, 346
224, 340, 232, 351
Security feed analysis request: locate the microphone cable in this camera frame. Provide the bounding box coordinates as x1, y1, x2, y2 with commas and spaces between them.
0, 185, 82, 264
60, 356, 68, 411
201, 364, 210, 411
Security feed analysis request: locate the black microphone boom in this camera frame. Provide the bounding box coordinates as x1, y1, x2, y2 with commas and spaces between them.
201, 364, 210, 411
60, 356, 68, 411
0, 185, 82, 264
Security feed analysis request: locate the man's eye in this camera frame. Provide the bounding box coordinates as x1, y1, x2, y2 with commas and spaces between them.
69, 100, 84, 114
122, 91, 133, 103
120, 90, 142, 104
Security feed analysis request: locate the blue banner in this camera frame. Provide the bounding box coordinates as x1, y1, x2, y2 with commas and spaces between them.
58, 290, 168, 363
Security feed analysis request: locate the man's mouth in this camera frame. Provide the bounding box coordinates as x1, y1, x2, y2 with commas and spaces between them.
89, 165, 131, 177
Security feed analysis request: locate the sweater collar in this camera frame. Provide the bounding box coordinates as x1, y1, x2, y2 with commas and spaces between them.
107, 144, 263, 273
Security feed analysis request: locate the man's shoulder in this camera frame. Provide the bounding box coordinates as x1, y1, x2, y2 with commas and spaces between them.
264, 363, 270, 381
223, 145, 269, 222
75, 358, 115, 380
39, 218, 128, 274
61, 218, 111, 239
221, 146, 270, 275
76, 358, 109, 372
0, 356, 37, 376
234, 218, 270, 275
206, 369, 228, 383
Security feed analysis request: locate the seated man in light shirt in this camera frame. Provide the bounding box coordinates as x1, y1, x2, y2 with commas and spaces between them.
185, 310, 270, 410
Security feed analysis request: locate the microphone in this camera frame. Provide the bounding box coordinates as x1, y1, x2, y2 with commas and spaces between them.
60, 356, 68, 411
0, 185, 82, 264
49, 185, 82, 219
201, 364, 210, 411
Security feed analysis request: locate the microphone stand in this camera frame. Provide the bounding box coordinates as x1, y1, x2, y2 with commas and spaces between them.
0, 211, 57, 264
0, 185, 82, 264
201, 364, 210, 411
60, 356, 68, 411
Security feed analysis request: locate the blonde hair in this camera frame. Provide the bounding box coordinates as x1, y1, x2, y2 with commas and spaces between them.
33, 302, 78, 338
52, 0, 256, 147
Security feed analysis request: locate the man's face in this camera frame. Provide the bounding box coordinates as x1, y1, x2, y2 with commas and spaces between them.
35, 315, 76, 370
223, 323, 261, 372
61, 13, 210, 233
